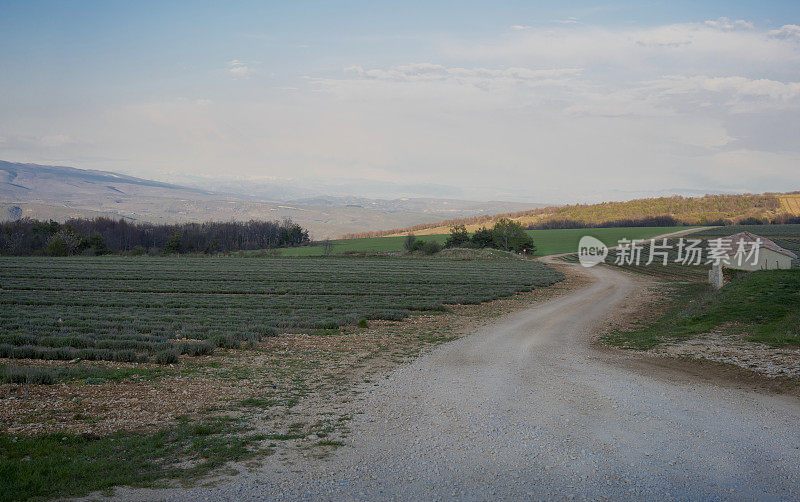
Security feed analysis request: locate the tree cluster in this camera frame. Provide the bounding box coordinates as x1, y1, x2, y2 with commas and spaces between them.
444, 219, 535, 253
403, 234, 443, 255
0, 217, 310, 256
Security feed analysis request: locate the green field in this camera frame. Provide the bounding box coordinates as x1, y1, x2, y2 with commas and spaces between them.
275, 226, 693, 257
604, 269, 800, 350
0, 256, 564, 364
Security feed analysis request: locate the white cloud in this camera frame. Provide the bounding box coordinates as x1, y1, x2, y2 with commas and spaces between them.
39, 135, 74, 148
769, 24, 800, 40
342, 63, 581, 84
442, 20, 800, 80
228, 60, 254, 78
509, 25, 530, 31
671, 75, 800, 101
704, 17, 754, 31
294, 17, 800, 195
554, 17, 579, 25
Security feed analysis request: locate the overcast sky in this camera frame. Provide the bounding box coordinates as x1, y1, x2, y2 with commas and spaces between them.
1, 1, 799, 202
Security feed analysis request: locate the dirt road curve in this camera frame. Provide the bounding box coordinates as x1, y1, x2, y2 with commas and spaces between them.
122, 262, 800, 501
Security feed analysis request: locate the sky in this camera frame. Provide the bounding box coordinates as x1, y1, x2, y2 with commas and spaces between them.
1, 0, 799, 203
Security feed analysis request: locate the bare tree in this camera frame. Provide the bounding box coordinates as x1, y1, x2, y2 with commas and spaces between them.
322, 239, 333, 257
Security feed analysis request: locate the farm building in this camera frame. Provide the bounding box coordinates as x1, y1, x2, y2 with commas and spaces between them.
713, 231, 797, 271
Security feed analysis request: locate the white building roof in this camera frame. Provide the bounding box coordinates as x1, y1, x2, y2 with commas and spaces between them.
714, 231, 798, 259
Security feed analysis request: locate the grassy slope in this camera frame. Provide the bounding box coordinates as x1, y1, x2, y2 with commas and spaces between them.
0, 416, 258, 502
343, 192, 799, 238
276, 226, 692, 257
604, 269, 800, 350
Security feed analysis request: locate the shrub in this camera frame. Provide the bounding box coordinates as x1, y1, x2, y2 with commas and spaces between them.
491, 218, 535, 252
260, 326, 279, 337
212, 334, 240, 349
739, 216, 766, 225
178, 341, 214, 356
0, 333, 37, 346
235, 331, 262, 342
407, 238, 441, 255
39, 336, 91, 349
403, 233, 417, 251
153, 350, 179, 364
164, 232, 183, 254
445, 225, 470, 248
470, 227, 495, 248
420, 240, 442, 255
357, 318, 369, 328
79, 233, 109, 255
111, 350, 137, 362
46, 228, 82, 256
46, 237, 68, 257
1, 365, 56, 385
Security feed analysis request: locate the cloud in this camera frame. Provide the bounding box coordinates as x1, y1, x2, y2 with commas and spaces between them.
442, 20, 800, 80
0, 133, 83, 153
769, 24, 800, 40
554, 17, 579, 25
342, 63, 581, 84
5, 18, 800, 201
509, 25, 530, 31
704, 17, 754, 31
671, 75, 800, 101
228, 60, 254, 78
298, 17, 800, 194
38, 135, 75, 148
312, 63, 584, 113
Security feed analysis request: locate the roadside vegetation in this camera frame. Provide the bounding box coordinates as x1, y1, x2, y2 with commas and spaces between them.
603, 269, 800, 350
0, 416, 258, 502
0, 363, 169, 385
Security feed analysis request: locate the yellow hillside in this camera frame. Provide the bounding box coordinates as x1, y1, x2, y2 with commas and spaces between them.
779, 194, 800, 214
341, 192, 800, 239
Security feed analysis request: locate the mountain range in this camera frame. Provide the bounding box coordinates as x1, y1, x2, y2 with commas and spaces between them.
0, 161, 542, 238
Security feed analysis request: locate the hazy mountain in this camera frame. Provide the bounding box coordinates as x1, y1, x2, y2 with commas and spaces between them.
0, 161, 542, 238
163, 175, 469, 202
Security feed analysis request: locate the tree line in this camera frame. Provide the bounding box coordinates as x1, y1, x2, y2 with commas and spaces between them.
0, 217, 310, 256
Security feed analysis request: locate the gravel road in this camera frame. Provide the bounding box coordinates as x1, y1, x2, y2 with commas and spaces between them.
119, 262, 800, 501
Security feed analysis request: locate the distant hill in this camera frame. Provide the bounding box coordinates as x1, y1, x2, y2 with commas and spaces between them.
0, 161, 539, 238
348, 192, 800, 238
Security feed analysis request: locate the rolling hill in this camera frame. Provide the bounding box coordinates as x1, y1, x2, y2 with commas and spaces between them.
346, 192, 800, 238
